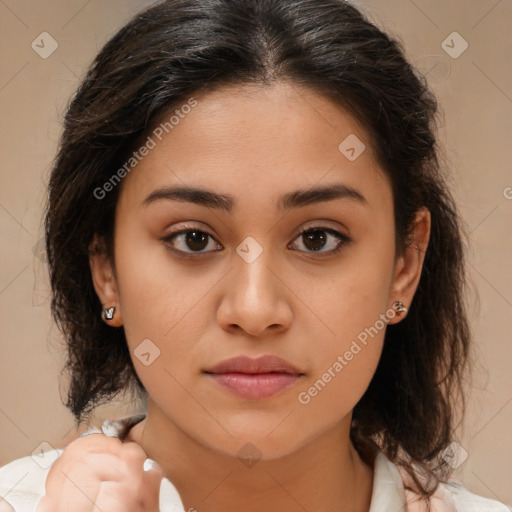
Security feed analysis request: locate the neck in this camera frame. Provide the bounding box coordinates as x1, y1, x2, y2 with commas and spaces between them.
127, 402, 374, 512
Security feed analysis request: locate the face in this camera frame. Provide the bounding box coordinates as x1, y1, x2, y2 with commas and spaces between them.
90, 81, 430, 460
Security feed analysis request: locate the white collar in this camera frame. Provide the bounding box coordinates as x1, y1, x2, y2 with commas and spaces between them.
369, 450, 408, 511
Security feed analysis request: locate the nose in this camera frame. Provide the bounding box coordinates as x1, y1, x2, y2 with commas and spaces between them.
216, 247, 293, 337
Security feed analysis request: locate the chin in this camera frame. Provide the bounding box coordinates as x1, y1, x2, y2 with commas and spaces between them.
202, 422, 315, 463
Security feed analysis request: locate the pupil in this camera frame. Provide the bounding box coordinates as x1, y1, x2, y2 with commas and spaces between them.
186, 231, 208, 251
184, 230, 328, 252
304, 230, 326, 251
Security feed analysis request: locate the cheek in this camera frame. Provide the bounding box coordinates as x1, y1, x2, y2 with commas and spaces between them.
112, 234, 175, 355
293, 291, 388, 432
113, 232, 219, 389
114, 226, 203, 335
290, 233, 394, 412
293, 230, 395, 347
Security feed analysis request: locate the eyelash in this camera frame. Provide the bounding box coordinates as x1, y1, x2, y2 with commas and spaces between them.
160, 224, 352, 259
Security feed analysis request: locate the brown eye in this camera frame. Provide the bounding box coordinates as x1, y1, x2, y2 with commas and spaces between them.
161, 227, 222, 255
182, 230, 209, 251
301, 230, 328, 251
290, 227, 351, 255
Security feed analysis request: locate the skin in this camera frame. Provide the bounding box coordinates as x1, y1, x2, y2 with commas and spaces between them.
36, 435, 162, 512
89, 81, 431, 512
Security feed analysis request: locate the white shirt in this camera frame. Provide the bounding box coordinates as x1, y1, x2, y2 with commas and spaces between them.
0, 414, 509, 512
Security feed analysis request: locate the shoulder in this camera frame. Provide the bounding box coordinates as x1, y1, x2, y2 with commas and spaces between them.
0, 449, 63, 512
393, 456, 510, 512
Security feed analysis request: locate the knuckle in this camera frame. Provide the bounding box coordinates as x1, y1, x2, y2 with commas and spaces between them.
68, 432, 122, 454
121, 441, 147, 459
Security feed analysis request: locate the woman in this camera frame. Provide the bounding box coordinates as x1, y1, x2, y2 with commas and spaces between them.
0, 0, 508, 510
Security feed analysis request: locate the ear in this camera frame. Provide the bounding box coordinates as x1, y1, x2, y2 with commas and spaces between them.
88, 235, 123, 327
387, 207, 431, 325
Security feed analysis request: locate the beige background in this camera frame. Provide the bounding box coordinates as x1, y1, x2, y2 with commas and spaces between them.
0, 0, 511, 506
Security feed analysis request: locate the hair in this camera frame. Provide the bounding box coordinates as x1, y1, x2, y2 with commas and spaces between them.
44, 0, 472, 504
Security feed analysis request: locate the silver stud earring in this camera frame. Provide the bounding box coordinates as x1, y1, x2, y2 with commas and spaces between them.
103, 306, 115, 321
392, 301, 408, 314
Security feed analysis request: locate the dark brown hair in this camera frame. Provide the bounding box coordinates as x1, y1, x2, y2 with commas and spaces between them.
44, 0, 472, 503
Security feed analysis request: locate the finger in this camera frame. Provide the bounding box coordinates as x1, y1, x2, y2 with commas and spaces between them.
66, 433, 124, 457
118, 441, 149, 477
78, 452, 134, 482
95, 481, 141, 512
47, 452, 130, 490
140, 461, 164, 510
44, 454, 130, 511
118, 443, 163, 508
40, 476, 102, 512
144, 461, 164, 487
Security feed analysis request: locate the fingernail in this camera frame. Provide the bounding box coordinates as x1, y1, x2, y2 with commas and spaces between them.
143, 458, 158, 471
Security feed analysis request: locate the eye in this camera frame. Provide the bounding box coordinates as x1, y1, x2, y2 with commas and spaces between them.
161, 225, 222, 257
289, 226, 351, 255
161, 224, 351, 259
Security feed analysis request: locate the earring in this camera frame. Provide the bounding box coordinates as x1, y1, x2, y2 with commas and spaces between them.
102, 306, 116, 321
393, 301, 408, 314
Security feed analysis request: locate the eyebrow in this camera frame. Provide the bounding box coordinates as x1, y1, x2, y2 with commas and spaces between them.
141, 183, 368, 212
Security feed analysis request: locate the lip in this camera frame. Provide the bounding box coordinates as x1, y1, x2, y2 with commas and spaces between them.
203, 355, 305, 400
205, 355, 303, 375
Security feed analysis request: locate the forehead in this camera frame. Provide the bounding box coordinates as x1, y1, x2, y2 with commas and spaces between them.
117, 82, 391, 214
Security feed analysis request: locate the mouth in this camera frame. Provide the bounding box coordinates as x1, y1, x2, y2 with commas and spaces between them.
203, 354, 305, 400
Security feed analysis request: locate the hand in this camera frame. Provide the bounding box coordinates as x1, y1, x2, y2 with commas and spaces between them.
36, 433, 163, 512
